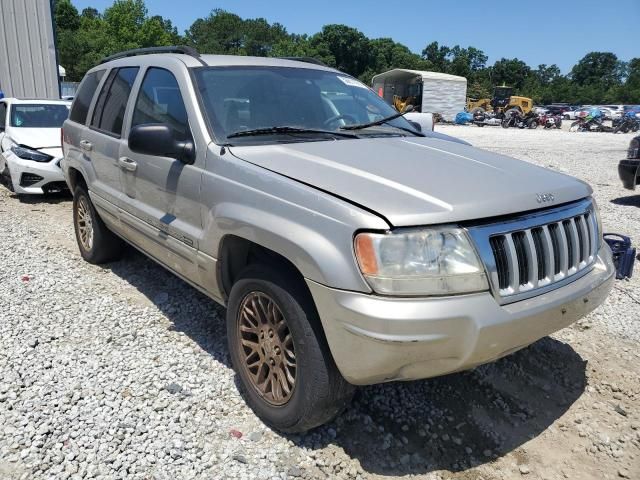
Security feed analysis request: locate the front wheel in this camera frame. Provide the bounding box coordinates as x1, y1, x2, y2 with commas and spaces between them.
226, 264, 355, 433
73, 185, 124, 263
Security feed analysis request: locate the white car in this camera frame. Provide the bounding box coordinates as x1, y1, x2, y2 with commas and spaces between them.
0, 98, 70, 194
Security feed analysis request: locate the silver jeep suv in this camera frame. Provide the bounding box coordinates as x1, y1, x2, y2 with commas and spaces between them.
62, 46, 614, 432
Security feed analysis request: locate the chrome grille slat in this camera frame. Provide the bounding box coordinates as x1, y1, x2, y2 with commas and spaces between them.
468, 199, 599, 304
524, 230, 539, 288
541, 225, 556, 282
556, 221, 570, 277
504, 234, 519, 291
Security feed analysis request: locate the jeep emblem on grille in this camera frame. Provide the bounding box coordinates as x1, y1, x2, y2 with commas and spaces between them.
536, 193, 555, 204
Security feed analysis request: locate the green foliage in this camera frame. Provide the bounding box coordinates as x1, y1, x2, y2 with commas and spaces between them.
55, 0, 181, 81
56, 2, 638, 103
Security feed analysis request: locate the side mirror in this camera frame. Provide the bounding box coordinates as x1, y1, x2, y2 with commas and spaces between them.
128, 124, 195, 164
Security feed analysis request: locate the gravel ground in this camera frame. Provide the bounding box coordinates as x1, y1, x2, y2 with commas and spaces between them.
1, 127, 639, 480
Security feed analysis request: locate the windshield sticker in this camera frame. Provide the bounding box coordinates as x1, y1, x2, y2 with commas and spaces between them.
337, 76, 368, 89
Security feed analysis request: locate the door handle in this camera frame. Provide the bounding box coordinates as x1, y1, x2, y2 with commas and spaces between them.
79, 140, 93, 151
118, 156, 138, 172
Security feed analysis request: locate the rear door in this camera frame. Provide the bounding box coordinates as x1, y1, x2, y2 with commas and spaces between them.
63, 69, 105, 185
0, 101, 8, 172
117, 66, 203, 283
82, 67, 139, 208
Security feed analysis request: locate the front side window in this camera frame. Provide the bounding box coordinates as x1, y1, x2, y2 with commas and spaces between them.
9, 104, 70, 128
131, 68, 190, 141
192, 66, 417, 144
91, 67, 139, 136
70, 70, 105, 124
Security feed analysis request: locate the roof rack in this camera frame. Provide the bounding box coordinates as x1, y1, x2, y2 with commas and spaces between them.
99, 45, 201, 64
279, 57, 328, 67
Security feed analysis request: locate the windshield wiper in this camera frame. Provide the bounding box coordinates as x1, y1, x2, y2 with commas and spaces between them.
340, 107, 424, 136
226, 126, 358, 139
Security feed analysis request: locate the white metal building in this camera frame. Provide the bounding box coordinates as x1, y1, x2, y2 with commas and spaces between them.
372, 69, 467, 122
0, 0, 60, 98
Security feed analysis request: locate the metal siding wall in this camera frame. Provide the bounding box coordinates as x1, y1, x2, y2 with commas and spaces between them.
0, 0, 59, 98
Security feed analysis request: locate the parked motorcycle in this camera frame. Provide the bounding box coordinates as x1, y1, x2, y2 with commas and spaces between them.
472, 110, 502, 127
501, 110, 538, 129
570, 115, 613, 132
538, 112, 563, 129
613, 112, 640, 133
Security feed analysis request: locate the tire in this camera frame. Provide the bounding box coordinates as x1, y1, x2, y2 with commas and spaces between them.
528, 120, 539, 129
564, 114, 570, 120
501, 119, 510, 128
226, 264, 355, 433
72, 185, 124, 264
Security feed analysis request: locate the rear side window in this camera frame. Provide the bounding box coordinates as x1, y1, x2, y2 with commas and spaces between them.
69, 70, 105, 124
91, 67, 139, 137
131, 68, 190, 141
0, 102, 6, 127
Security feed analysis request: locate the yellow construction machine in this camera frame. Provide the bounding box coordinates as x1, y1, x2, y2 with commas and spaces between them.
467, 86, 532, 114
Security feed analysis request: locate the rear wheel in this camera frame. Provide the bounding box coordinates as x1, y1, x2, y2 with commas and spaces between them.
226, 264, 355, 432
73, 185, 124, 263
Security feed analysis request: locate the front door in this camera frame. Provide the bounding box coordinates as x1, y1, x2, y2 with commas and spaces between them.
117, 67, 203, 284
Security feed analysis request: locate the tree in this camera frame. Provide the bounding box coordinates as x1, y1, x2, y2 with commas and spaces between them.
421, 41, 450, 72
54, 0, 180, 81
55, 0, 80, 31
54, 2, 637, 104
490, 58, 531, 91
310, 25, 370, 77
571, 52, 624, 89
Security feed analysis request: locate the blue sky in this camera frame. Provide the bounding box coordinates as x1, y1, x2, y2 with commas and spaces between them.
70, 0, 639, 73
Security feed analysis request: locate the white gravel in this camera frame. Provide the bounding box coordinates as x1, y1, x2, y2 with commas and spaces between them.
0, 126, 639, 480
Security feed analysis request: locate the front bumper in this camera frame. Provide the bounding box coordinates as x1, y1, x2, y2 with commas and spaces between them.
619, 159, 640, 190
3, 151, 66, 194
308, 244, 614, 385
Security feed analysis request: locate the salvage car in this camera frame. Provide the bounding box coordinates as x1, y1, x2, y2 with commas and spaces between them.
62, 47, 615, 433
0, 98, 71, 194
619, 136, 640, 189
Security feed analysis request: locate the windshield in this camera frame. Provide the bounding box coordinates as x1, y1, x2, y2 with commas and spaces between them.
193, 66, 417, 144
10, 104, 70, 128
493, 87, 513, 99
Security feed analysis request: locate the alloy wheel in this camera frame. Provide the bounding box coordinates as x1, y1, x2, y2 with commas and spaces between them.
237, 291, 296, 406
76, 196, 94, 251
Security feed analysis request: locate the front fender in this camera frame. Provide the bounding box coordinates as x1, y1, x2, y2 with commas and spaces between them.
201, 148, 390, 292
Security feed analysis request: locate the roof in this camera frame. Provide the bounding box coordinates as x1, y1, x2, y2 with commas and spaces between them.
1, 97, 71, 105
371, 69, 467, 83
96, 52, 340, 73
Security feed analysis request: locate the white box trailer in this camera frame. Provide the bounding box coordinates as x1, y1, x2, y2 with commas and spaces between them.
372, 69, 467, 122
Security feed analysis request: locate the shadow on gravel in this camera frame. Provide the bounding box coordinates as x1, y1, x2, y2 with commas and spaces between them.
17, 191, 72, 204
287, 336, 587, 477
104, 248, 232, 369
104, 248, 587, 477
611, 195, 640, 208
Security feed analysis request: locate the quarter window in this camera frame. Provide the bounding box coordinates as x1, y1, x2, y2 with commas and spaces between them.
91, 67, 139, 137
131, 68, 190, 141
69, 70, 105, 124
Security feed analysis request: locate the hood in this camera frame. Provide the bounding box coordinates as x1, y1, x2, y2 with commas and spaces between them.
229, 136, 592, 227
7, 127, 62, 150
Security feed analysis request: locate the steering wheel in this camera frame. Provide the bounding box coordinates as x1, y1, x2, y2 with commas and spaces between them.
323, 113, 358, 128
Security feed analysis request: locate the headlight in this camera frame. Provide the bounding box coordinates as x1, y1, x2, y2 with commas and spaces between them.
11, 145, 52, 163
354, 227, 489, 296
